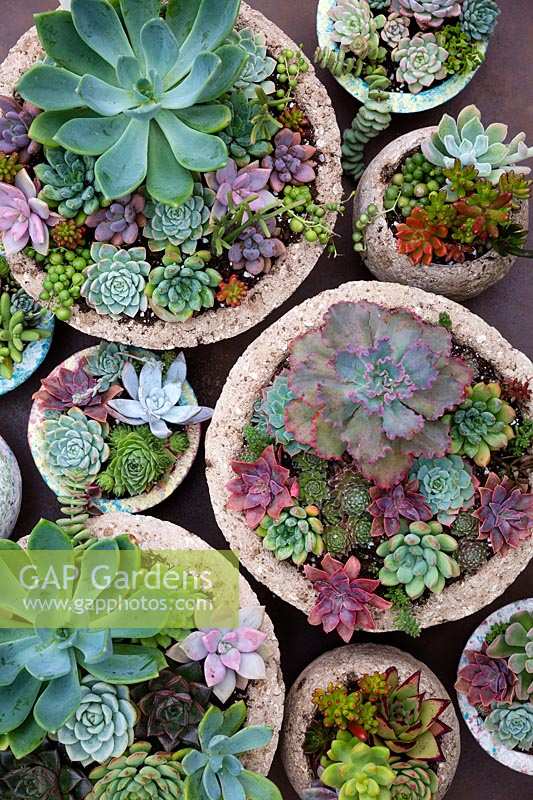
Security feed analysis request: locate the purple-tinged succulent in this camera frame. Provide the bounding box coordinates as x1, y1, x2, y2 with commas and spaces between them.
226, 444, 299, 528
304, 554, 391, 643
167, 606, 268, 703
0, 95, 40, 163
228, 218, 287, 275
33, 358, 122, 423
0, 169, 60, 255
284, 301, 472, 488
368, 480, 433, 538
86, 193, 146, 247
205, 158, 276, 221
455, 646, 516, 708
474, 472, 533, 555
262, 128, 317, 192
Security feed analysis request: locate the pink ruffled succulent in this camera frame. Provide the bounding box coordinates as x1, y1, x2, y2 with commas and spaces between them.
0, 169, 60, 255
474, 472, 533, 554
166, 606, 268, 703
455, 645, 516, 708
33, 358, 122, 422
86, 193, 146, 246
368, 479, 433, 538
226, 444, 299, 528
205, 158, 276, 221
262, 128, 317, 193
304, 554, 391, 643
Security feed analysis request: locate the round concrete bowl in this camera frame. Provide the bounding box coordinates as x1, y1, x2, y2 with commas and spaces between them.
457, 598, 533, 776
353, 128, 529, 301
0, 433, 21, 538
0, 3, 342, 349
28, 346, 201, 514
317, 0, 487, 114
205, 281, 533, 632
282, 644, 460, 799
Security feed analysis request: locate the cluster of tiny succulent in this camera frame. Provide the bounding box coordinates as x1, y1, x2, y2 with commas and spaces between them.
0, 289, 50, 380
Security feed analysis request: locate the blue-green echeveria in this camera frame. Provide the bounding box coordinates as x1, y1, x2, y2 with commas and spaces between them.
409, 454, 477, 525
143, 183, 215, 254
81, 243, 150, 319
461, 0, 500, 41
485, 702, 533, 752
44, 406, 110, 479
147, 255, 222, 322
227, 28, 276, 99
34, 147, 101, 219
392, 33, 449, 94
85, 341, 130, 391
256, 374, 310, 456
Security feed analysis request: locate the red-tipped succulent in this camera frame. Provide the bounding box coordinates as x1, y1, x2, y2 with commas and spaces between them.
304, 554, 391, 643
395, 207, 448, 266
474, 472, 533, 554
368, 480, 433, 538
455, 646, 516, 708
226, 444, 299, 528
33, 359, 122, 422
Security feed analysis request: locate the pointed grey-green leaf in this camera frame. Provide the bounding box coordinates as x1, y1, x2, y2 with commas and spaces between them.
71, 0, 134, 68
157, 108, 228, 171
17, 65, 81, 111
95, 118, 150, 199
55, 114, 129, 155
147, 120, 194, 205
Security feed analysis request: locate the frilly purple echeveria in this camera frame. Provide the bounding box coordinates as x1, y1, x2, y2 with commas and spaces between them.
33, 357, 122, 423
368, 480, 433, 538
0, 169, 60, 255
107, 352, 213, 439
284, 301, 472, 488
0, 95, 40, 163
166, 606, 268, 703
474, 472, 533, 554
205, 158, 276, 221
228, 218, 287, 275
85, 193, 146, 247
262, 128, 317, 193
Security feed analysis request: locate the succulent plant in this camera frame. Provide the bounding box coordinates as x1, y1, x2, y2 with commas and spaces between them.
304, 554, 391, 642
205, 158, 276, 221
0, 292, 51, 379
447, 382, 515, 466
397, 0, 462, 29
85, 342, 129, 392
333, 471, 371, 517
393, 33, 449, 94
181, 703, 282, 800
9, 287, 45, 327
0, 747, 92, 800
422, 105, 533, 183
228, 217, 287, 276
87, 742, 184, 800
328, 0, 386, 60
0, 95, 40, 164
0, 169, 60, 255
33, 358, 121, 422
256, 374, 310, 455
258, 504, 325, 565
484, 703, 533, 752
167, 606, 268, 704
226, 444, 299, 528
143, 183, 214, 254
435, 22, 485, 76
81, 243, 150, 318
451, 511, 479, 538
380, 12, 411, 48
368, 480, 433, 538
395, 206, 448, 265
45, 407, 110, 478
34, 148, 101, 219
20, 0, 245, 205
474, 473, 533, 555
216, 274, 248, 306
51, 218, 87, 250
0, 152, 22, 184
461, 0, 500, 40
147, 255, 221, 321
227, 28, 276, 99
455, 647, 516, 708
284, 301, 472, 488
108, 353, 212, 439
409, 455, 477, 525
377, 520, 460, 599
313, 684, 366, 732
375, 667, 451, 760
456, 538, 490, 573
97, 423, 175, 497
134, 662, 211, 751
262, 128, 317, 193
321, 735, 395, 800
390, 758, 439, 800
86, 193, 146, 247
487, 610, 533, 701
220, 91, 274, 168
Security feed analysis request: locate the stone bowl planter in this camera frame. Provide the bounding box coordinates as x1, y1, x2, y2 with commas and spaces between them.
0, 434, 21, 537
457, 598, 533, 776
28, 346, 201, 514
317, 0, 487, 114
282, 644, 460, 799
1, 3, 342, 349
205, 280, 533, 632
353, 128, 529, 301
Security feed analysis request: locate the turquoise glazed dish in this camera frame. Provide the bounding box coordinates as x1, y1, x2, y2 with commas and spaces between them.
0, 309, 53, 396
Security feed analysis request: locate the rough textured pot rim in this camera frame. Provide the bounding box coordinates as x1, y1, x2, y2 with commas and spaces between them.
316, 0, 488, 113
281, 644, 461, 800
457, 597, 533, 775
0, 433, 21, 538
0, 308, 54, 396
354, 127, 529, 302
1, 3, 342, 349
28, 346, 201, 514
18, 511, 285, 776
205, 280, 533, 632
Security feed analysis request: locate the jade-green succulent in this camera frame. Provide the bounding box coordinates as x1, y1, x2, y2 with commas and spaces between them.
220, 91, 274, 168
334, 471, 371, 517
321, 734, 395, 800
143, 182, 215, 254
256, 374, 311, 456
409, 454, 476, 525
82, 243, 150, 318
461, 0, 500, 41
328, 0, 386, 61
0, 291, 51, 380
147, 255, 222, 322
34, 147, 101, 219
447, 382, 515, 466
85, 341, 129, 391
377, 520, 460, 599
19, 0, 246, 205
44, 406, 110, 479
487, 610, 533, 702
390, 758, 439, 800
227, 28, 276, 99
485, 702, 533, 752
88, 742, 184, 800
258, 504, 325, 565
97, 423, 175, 497
393, 33, 448, 94
9, 288, 45, 328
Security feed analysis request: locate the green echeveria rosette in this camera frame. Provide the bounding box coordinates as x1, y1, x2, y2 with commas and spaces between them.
85, 342, 129, 392
258, 505, 325, 565
485, 703, 533, 752
461, 0, 501, 41
82, 244, 150, 319
220, 91, 274, 168
147, 256, 222, 322
143, 183, 215, 254
392, 33, 449, 94
328, 0, 386, 60
34, 147, 101, 219
44, 407, 109, 480
227, 28, 277, 99
321, 734, 395, 800
409, 454, 476, 525
390, 758, 439, 800
256, 375, 311, 456
97, 424, 176, 498
447, 382, 515, 467
87, 742, 184, 800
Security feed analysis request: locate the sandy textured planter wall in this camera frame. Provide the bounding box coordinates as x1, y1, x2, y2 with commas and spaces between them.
354, 128, 529, 302
205, 281, 533, 632
0, 4, 342, 349
282, 645, 460, 800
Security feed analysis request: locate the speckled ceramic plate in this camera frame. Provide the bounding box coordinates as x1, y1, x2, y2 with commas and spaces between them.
316, 0, 487, 113
28, 346, 201, 514
457, 598, 533, 775
0, 434, 21, 538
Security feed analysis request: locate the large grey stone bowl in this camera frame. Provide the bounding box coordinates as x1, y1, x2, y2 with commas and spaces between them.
0, 434, 21, 537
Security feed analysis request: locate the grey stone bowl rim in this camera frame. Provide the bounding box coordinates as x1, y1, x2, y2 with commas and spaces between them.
205, 280, 533, 632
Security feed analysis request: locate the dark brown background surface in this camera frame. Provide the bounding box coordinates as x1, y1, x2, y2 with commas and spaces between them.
0, 1, 532, 797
